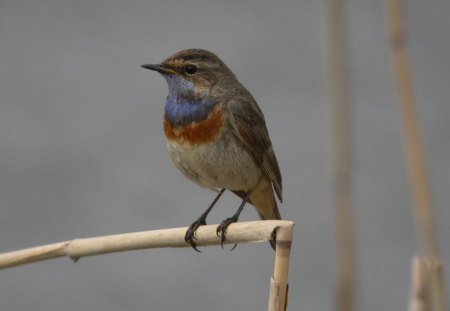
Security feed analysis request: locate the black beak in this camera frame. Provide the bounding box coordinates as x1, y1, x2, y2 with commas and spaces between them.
141, 63, 172, 74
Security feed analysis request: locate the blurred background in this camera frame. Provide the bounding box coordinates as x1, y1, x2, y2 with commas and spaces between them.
0, 0, 449, 310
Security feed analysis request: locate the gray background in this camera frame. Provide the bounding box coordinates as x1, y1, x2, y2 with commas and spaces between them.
0, 0, 449, 310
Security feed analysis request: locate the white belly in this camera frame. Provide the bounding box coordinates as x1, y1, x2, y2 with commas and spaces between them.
166, 132, 262, 191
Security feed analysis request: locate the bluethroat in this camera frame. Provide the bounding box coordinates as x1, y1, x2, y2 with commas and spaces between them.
142, 49, 282, 251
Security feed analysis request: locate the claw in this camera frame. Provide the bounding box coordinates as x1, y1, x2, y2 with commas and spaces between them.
185, 188, 226, 252
214, 191, 250, 250
185, 218, 207, 252
191, 244, 202, 253
216, 216, 239, 249
229, 243, 238, 251
215, 226, 225, 249
269, 227, 277, 250
185, 236, 202, 253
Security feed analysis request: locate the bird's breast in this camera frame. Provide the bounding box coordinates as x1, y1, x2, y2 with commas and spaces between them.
163, 104, 224, 145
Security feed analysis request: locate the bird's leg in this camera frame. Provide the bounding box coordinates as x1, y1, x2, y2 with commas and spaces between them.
185, 188, 225, 252
216, 191, 251, 249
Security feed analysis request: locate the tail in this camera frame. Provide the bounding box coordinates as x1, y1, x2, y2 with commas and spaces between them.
250, 177, 281, 220
250, 177, 281, 250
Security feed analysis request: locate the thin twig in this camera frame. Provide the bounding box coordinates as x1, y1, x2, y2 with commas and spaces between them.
328, 0, 356, 310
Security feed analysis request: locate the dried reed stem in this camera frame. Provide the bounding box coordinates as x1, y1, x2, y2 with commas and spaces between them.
409, 257, 430, 311
0, 220, 294, 269
384, 1, 446, 310
385, 0, 437, 259
328, 0, 356, 310
268, 225, 293, 311
408, 257, 446, 311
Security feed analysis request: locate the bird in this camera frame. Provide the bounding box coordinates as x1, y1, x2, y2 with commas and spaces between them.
142, 49, 282, 251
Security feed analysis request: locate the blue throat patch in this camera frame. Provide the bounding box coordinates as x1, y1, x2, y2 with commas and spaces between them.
164, 94, 217, 127
163, 75, 217, 127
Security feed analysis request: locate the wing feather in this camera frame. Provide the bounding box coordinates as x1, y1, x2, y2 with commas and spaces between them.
227, 99, 282, 201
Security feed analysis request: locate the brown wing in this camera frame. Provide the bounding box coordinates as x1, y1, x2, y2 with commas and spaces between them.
227, 99, 282, 202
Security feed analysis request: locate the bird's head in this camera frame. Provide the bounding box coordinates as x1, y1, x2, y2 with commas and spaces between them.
142, 49, 236, 97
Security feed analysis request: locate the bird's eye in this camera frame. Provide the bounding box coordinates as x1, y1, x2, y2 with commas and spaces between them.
184, 64, 198, 75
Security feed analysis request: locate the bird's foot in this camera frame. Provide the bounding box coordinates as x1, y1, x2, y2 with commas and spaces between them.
216, 215, 239, 250
185, 217, 207, 252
